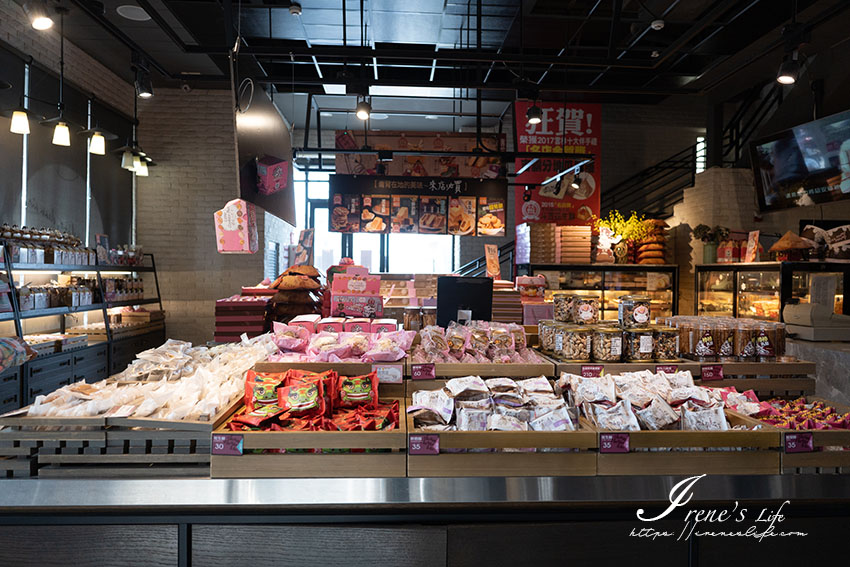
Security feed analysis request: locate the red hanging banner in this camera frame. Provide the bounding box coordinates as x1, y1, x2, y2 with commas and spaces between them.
513, 101, 601, 226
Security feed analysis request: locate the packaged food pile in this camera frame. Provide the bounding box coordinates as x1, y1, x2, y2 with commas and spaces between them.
559, 369, 759, 432
659, 316, 786, 362
724, 395, 850, 432
24, 335, 278, 421
268, 324, 416, 363
636, 219, 668, 265
268, 265, 324, 322
408, 375, 575, 436
409, 321, 546, 364
226, 369, 399, 440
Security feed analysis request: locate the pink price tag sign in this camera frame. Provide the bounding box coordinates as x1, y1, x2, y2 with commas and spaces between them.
581, 365, 604, 378
212, 434, 243, 456
411, 363, 436, 380
785, 432, 814, 453
655, 365, 678, 374
600, 432, 629, 454
701, 364, 724, 381
373, 363, 404, 384
409, 434, 440, 455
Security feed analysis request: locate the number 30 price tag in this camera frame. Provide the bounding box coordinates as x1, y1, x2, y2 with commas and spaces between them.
212, 434, 243, 456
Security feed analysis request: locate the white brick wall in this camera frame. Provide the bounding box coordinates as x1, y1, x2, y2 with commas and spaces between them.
0, 0, 134, 116
136, 88, 265, 344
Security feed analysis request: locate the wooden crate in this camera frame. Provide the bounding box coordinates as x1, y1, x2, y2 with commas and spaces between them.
556, 361, 702, 376
411, 360, 555, 378
693, 361, 817, 398
210, 396, 407, 479
778, 397, 850, 474
596, 411, 781, 476
405, 379, 597, 477
254, 361, 378, 376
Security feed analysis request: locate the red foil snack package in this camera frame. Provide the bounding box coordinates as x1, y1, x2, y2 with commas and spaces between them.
333, 372, 379, 410
244, 370, 288, 412
286, 369, 336, 415
231, 404, 286, 428
277, 377, 326, 418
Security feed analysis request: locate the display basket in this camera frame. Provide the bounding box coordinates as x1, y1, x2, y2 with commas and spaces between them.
776, 396, 850, 474
692, 360, 817, 398
405, 380, 597, 477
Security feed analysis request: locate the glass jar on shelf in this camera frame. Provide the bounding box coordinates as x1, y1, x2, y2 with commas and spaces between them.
421, 306, 437, 328
591, 326, 623, 362
654, 326, 679, 361
624, 328, 654, 362
693, 320, 717, 362
538, 319, 556, 352
618, 294, 651, 328
572, 296, 599, 325
556, 324, 591, 362
403, 306, 422, 331
553, 294, 575, 323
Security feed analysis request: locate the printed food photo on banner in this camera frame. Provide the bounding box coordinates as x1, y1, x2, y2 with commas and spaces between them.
391, 195, 418, 233
448, 196, 476, 236
330, 194, 361, 233
361, 195, 390, 233
419, 196, 448, 234
478, 196, 506, 237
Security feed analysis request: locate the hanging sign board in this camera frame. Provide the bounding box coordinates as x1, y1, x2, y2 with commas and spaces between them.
329, 175, 507, 237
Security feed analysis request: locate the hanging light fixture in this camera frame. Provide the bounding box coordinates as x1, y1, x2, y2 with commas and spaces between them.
526, 103, 543, 125
79, 123, 118, 156
135, 160, 149, 176
22, 0, 54, 30
40, 7, 80, 146
51, 121, 70, 146
776, 52, 800, 85
121, 149, 135, 170
355, 96, 371, 120
135, 68, 153, 98
10, 109, 30, 134
570, 165, 582, 189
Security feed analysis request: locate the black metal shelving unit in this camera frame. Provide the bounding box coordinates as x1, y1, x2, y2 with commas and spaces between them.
0, 243, 166, 410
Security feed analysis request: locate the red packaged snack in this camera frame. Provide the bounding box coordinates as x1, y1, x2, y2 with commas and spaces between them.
277, 377, 326, 418
333, 372, 379, 410
231, 404, 286, 428
286, 369, 336, 416
244, 370, 287, 412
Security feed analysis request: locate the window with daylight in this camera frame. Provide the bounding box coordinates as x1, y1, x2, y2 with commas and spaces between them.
696, 136, 707, 174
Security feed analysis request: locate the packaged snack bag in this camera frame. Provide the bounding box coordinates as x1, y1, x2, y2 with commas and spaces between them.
272, 322, 311, 352
361, 330, 416, 362
446, 322, 471, 360
277, 376, 326, 418
421, 326, 450, 358
333, 372, 379, 410
244, 370, 287, 412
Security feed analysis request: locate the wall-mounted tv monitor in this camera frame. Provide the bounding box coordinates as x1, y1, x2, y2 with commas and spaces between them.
750, 109, 850, 212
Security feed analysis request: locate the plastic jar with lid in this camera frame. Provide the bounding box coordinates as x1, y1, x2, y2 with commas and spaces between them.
693, 320, 717, 362
653, 326, 679, 361
538, 320, 556, 352
557, 324, 591, 362
421, 306, 437, 328
618, 295, 652, 328
553, 294, 575, 322
624, 328, 655, 362
403, 306, 422, 331
734, 319, 757, 361
591, 326, 623, 362
572, 296, 600, 325
755, 322, 779, 361
715, 321, 737, 362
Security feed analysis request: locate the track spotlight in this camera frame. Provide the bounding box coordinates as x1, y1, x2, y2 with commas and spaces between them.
526, 104, 542, 125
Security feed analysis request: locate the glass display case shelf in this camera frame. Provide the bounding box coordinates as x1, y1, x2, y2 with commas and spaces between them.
695, 261, 850, 321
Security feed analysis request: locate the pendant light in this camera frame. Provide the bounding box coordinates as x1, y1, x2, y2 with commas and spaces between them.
88, 131, 105, 154
22, 0, 54, 30
776, 52, 800, 85
113, 55, 156, 174
135, 160, 149, 176
526, 103, 543, 125
121, 149, 135, 170
52, 121, 70, 145
355, 96, 371, 120
10, 109, 30, 134
40, 7, 80, 146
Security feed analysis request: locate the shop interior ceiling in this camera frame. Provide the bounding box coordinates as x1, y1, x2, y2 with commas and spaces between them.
17, 0, 850, 134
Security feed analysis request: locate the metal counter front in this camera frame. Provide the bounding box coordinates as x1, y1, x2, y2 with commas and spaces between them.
1, 476, 849, 566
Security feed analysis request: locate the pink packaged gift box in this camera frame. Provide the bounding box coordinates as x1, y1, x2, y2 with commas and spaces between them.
316, 317, 346, 333
330, 294, 384, 318
214, 199, 258, 254
289, 314, 321, 333
344, 317, 372, 332
331, 273, 381, 295
371, 318, 397, 333
256, 155, 289, 196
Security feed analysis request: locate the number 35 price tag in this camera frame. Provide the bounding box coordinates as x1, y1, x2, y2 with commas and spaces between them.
409, 434, 440, 455
600, 432, 629, 454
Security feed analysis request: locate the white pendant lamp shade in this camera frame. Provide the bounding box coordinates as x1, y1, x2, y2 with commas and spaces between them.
121, 150, 135, 170
135, 160, 149, 177
52, 122, 70, 146
23, 1, 53, 30
355, 99, 371, 121
10, 110, 30, 134
132, 155, 142, 171
89, 132, 106, 155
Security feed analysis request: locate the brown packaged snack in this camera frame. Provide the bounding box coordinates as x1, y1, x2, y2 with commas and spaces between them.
274, 275, 321, 291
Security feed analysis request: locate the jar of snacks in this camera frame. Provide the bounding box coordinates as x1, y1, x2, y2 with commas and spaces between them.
538, 319, 556, 352
693, 320, 717, 362
618, 295, 651, 328
715, 321, 736, 362
403, 306, 422, 331
557, 324, 591, 362
756, 322, 779, 362
654, 326, 679, 361
553, 294, 575, 323
735, 320, 757, 361
591, 326, 623, 362
572, 296, 599, 325
421, 306, 437, 328
624, 328, 655, 362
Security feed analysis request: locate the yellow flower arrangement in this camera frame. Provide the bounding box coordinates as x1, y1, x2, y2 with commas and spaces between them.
592, 210, 649, 242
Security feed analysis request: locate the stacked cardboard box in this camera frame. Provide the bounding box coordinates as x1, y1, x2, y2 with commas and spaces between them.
214, 295, 271, 343
515, 223, 557, 264
556, 225, 592, 263
491, 280, 523, 323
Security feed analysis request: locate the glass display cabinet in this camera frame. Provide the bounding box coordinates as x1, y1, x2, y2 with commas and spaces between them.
695, 262, 850, 321
515, 263, 679, 320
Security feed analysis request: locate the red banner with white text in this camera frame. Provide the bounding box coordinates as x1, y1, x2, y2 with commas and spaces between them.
513, 101, 601, 225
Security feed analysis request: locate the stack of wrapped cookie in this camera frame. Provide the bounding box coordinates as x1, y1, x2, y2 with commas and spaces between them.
269, 265, 324, 323
637, 219, 668, 265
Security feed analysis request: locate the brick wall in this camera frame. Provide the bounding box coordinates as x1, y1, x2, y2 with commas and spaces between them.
136, 88, 265, 344
0, 0, 134, 117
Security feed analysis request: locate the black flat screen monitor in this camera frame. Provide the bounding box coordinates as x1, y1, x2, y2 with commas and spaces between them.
750, 109, 850, 212
437, 276, 493, 327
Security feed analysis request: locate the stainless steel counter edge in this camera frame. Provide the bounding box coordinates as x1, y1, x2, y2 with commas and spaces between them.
1, 476, 849, 510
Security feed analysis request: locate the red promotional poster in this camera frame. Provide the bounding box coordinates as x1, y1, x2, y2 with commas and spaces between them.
513, 101, 601, 226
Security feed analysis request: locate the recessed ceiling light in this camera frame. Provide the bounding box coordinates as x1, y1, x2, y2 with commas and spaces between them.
424, 115, 439, 120
370, 113, 389, 120
117, 5, 151, 21
320, 112, 333, 117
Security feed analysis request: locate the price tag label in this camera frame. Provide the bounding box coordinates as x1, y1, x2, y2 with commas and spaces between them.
411, 363, 436, 380
373, 363, 403, 384
212, 434, 243, 456
785, 432, 814, 453
600, 432, 629, 453
581, 365, 604, 378
701, 364, 724, 381
409, 434, 440, 455
656, 364, 678, 374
